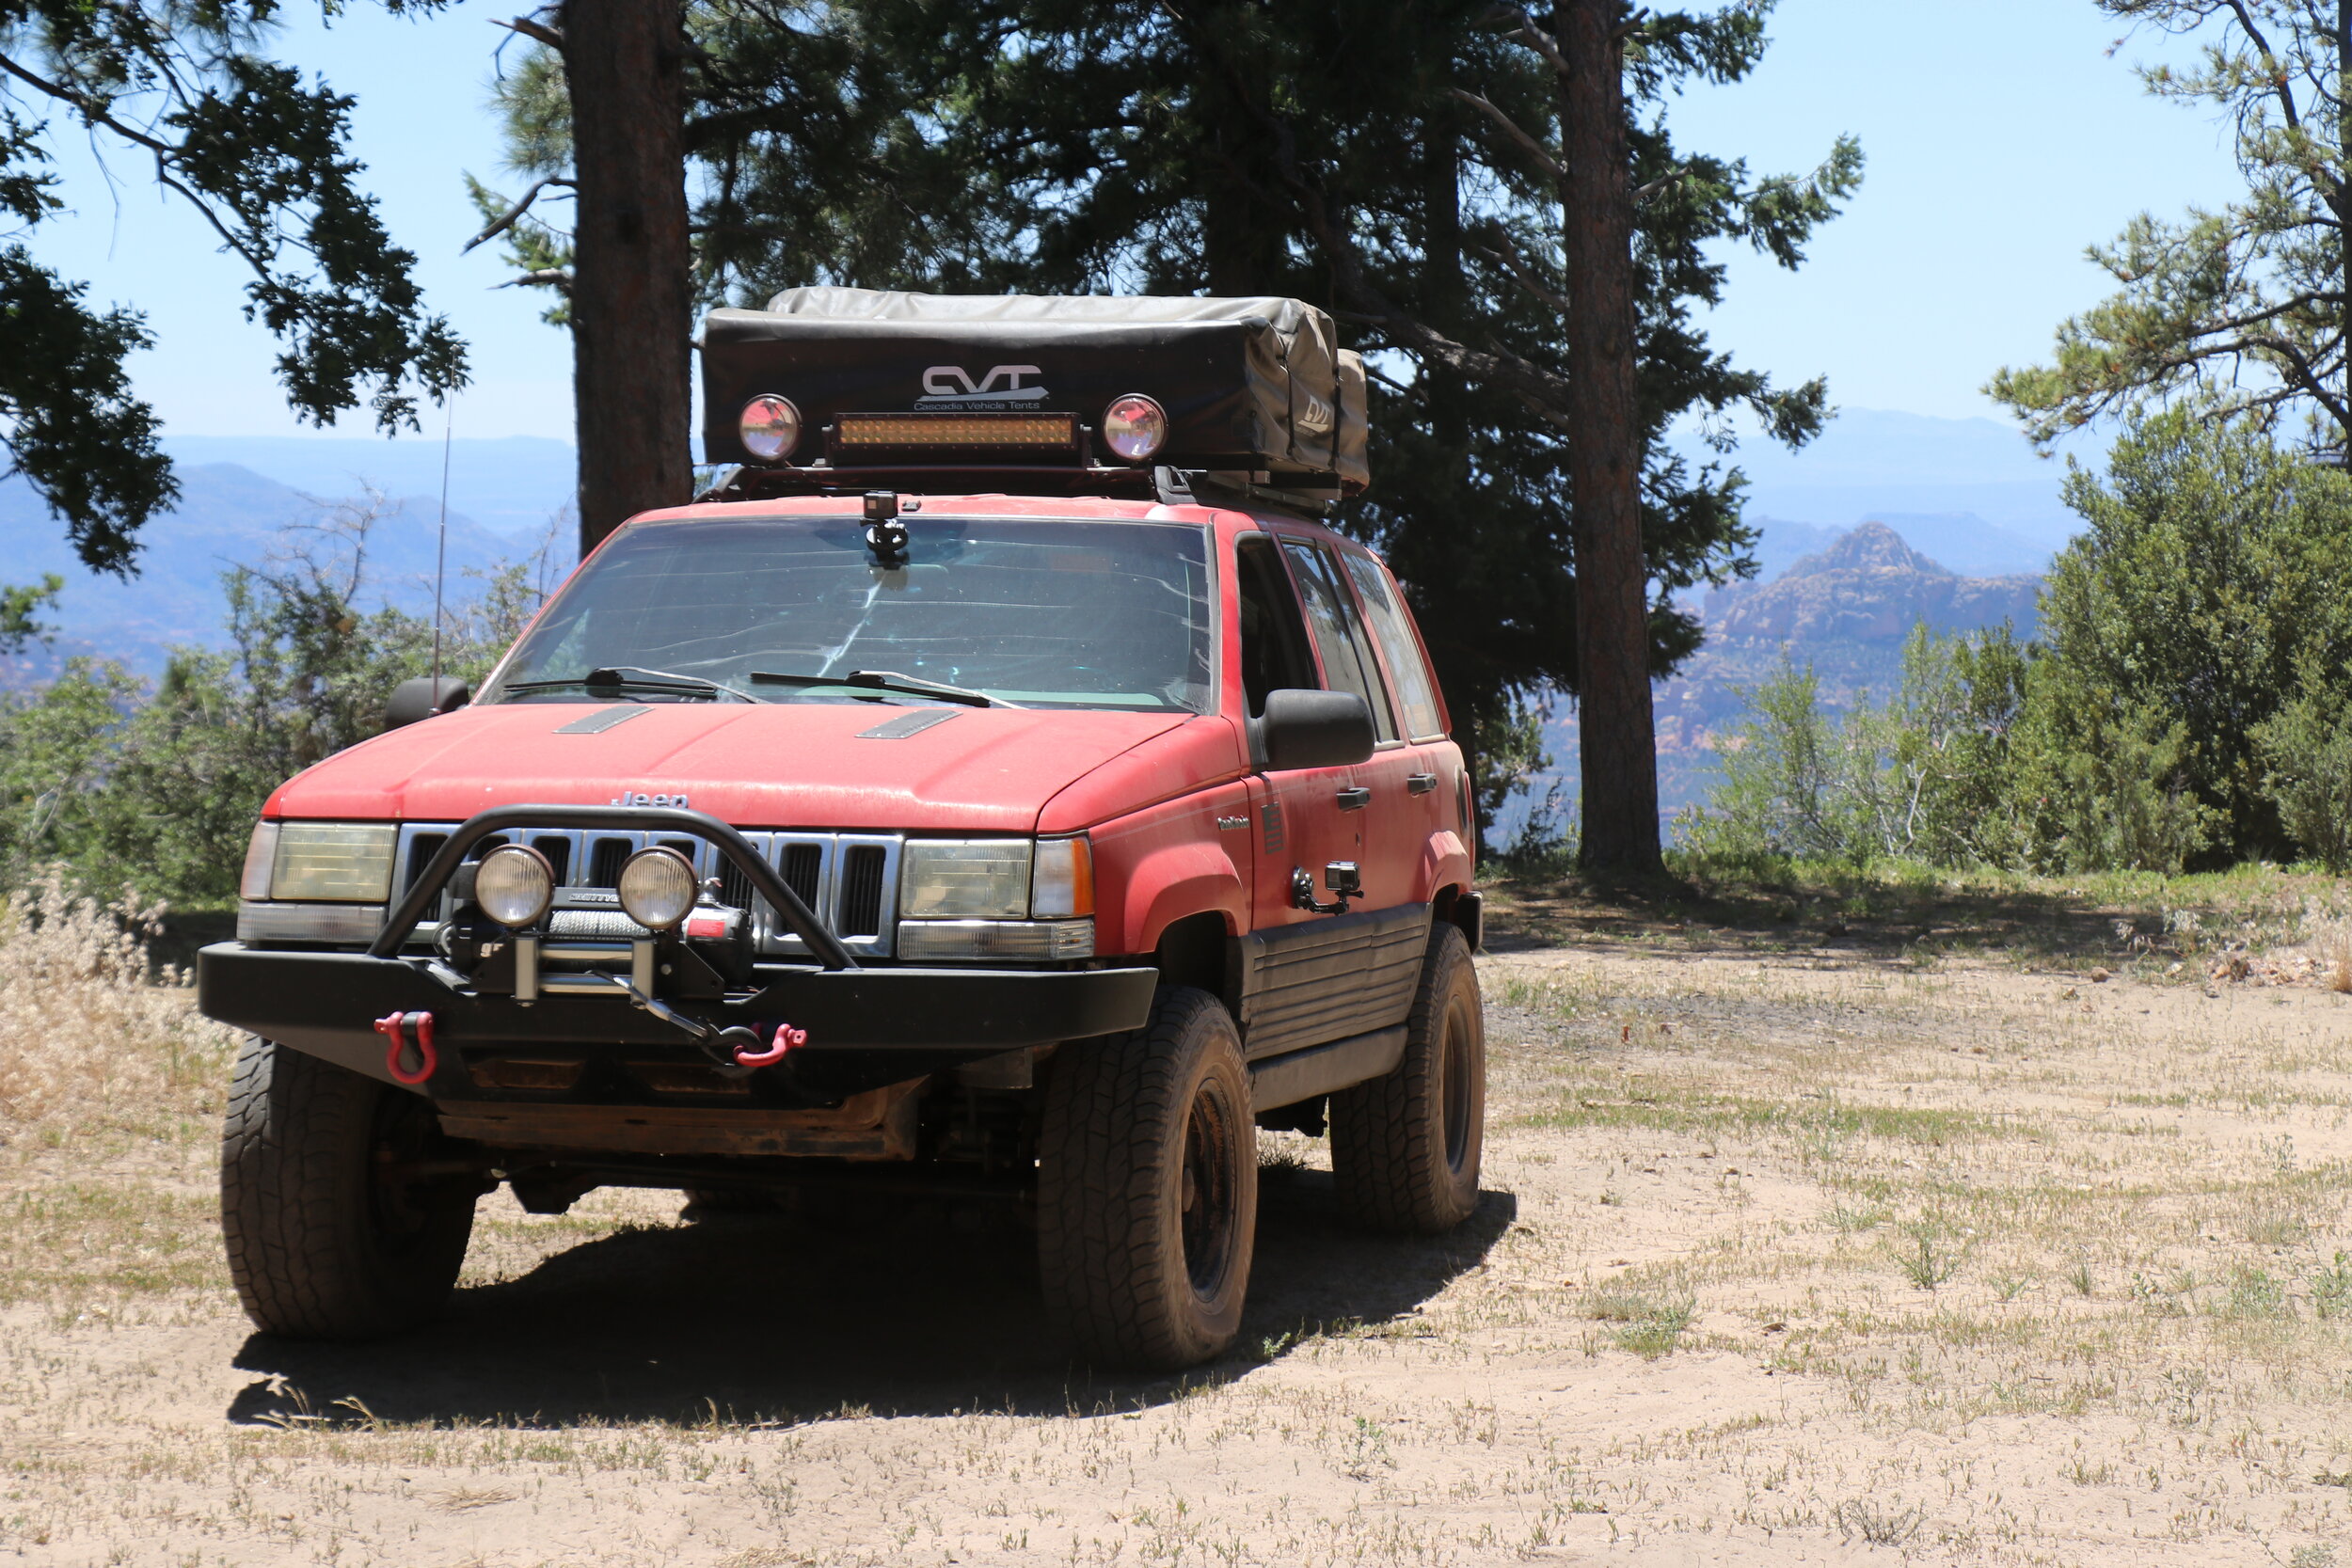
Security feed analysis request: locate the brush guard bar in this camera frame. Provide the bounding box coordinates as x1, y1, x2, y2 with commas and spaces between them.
368, 803, 856, 970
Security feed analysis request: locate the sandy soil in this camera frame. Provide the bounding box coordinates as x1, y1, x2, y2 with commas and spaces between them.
8, 909, 2352, 1566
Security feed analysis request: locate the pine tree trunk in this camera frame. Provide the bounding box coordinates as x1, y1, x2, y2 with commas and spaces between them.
1197, 8, 1282, 295
567, 0, 694, 557
1557, 0, 1661, 873
2339, 0, 2350, 449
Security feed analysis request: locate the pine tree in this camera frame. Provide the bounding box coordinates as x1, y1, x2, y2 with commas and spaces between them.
1991, 2, 2352, 456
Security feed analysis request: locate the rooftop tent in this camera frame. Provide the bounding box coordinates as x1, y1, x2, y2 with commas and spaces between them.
699, 288, 1370, 495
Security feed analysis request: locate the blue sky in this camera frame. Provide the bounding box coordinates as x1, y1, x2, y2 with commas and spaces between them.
19, 0, 2246, 446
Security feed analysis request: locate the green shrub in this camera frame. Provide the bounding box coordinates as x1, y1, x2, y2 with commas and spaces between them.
2254, 684, 2352, 873
0, 503, 552, 904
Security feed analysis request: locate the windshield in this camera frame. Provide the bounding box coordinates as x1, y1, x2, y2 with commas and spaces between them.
483, 515, 1216, 712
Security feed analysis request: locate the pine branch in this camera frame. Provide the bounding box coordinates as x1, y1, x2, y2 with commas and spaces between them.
494, 15, 565, 52
498, 267, 574, 294
1470, 220, 1572, 313
463, 176, 577, 253
1446, 86, 1564, 180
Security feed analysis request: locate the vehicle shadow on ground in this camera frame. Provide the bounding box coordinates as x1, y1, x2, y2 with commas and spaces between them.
226, 1169, 1516, 1429
1483, 866, 2179, 971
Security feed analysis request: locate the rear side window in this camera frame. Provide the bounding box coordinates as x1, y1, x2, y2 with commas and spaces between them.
1280, 538, 1398, 743
1342, 553, 1446, 740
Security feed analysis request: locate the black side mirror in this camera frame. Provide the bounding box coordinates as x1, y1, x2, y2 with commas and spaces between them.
1259, 688, 1375, 770
386, 676, 471, 731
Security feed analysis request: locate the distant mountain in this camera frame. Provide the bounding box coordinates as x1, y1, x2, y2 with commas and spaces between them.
1703, 522, 2041, 645
1854, 512, 2051, 576
1744, 515, 1850, 581
0, 464, 570, 689
159, 435, 577, 537
1500, 521, 2047, 844
1675, 406, 2089, 552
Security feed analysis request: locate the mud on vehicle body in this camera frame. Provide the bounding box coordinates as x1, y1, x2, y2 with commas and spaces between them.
199, 290, 1485, 1370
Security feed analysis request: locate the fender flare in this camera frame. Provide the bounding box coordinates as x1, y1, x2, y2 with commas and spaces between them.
1120, 841, 1248, 955
1418, 829, 1472, 904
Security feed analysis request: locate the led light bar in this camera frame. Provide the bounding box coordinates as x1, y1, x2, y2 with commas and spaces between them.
834, 412, 1078, 450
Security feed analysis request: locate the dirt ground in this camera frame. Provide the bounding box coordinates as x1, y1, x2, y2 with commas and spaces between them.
8, 877, 2352, 1566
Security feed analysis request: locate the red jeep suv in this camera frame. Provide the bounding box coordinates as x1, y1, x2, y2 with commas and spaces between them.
198, 291, 1485, 1370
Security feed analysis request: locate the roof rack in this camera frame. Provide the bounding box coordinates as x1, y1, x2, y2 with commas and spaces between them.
695, 290, 1367, 510
693, 461, 1339, 518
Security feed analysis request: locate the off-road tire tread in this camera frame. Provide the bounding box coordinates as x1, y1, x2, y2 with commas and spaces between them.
219, 1037, 470, 1338
1038, 987, 1254, 1370
1329, 924, 1484, 1234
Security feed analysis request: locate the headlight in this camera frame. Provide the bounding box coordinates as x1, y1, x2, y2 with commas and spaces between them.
1102, 394, 1168, 461
899, 839, 1034, 919
1031, 836, 1094, 917
476, 844, 555, 927
617, 847, 698, 930
740, 394, 802, 461
269, 823, 397, 902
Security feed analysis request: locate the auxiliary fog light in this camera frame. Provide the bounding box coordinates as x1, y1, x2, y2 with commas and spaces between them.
739, 394, 803, 461
618, 847, 699, 931
1102, 394, 1168, 461
476, 844, 556, 928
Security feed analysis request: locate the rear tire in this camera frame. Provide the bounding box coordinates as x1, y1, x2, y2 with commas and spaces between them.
1330, 922, 1485, 1233
1038, 987, 1257, 1370
219, 1037, 477, 1338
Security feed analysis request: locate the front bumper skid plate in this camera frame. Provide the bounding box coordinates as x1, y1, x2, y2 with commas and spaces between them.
197, 943, 1158, 1092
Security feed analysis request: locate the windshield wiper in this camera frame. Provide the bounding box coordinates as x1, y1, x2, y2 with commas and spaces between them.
746, 668, 1014, 708
503, 665, 755, 703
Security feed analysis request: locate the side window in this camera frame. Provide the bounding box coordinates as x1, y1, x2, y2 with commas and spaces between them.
1279, 538, 1398, 743
1234, 534, 1317, 718
1342, 552, 1446, 740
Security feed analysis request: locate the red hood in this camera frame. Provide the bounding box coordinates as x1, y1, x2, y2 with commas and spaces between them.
266, 701, 1209, 832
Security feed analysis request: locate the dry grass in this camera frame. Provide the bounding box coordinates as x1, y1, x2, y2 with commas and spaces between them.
2315, 917, 2352, 994
0, 868, 234, 1132
5, 868, 2352, 1563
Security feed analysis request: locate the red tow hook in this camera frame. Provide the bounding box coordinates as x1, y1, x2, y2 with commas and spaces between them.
733, 1022, 807, 1069
374, 1010, 438, 1085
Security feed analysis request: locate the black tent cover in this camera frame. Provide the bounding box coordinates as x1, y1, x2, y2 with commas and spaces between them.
699, 288, 1370, 493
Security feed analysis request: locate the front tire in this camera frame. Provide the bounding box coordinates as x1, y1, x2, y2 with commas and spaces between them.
1038, 987, 1257, 1370
219, 1037, 477, 1339
1330, 922, 1486, 1233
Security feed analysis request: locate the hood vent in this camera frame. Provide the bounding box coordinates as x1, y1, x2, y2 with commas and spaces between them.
857, 708, 961, 739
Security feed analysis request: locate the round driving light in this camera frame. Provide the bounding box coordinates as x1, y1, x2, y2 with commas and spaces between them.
1102, 394, 1168, 461
617, 847, 699, 931
475, 844, 554, 928
739, 394, 802, 462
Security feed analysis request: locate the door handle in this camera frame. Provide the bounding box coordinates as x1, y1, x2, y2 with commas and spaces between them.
1335, 786, 1372, 811
1406, 772, 1438, 795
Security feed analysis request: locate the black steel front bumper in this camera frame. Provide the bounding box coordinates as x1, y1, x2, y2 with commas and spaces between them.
197, 942, 1158, 1095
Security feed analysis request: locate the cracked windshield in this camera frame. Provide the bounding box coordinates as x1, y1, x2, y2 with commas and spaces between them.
482, 515, 1213, 712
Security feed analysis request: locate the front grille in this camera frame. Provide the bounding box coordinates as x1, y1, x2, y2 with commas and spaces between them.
395, 822, 903, 956
528, 833, 573, 883
839, 844, 888, 937
588, 837, 630, 888
782, 842, 822, 907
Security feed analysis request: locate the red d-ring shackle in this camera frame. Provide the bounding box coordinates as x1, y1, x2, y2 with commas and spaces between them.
733, 1022, 806, 1069
374, 1010, 438, 1085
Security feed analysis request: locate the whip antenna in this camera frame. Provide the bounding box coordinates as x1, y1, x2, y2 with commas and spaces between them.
432, 400, 453, 692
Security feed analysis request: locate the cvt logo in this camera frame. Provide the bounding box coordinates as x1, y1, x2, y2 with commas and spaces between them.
917, 364, 1050, 405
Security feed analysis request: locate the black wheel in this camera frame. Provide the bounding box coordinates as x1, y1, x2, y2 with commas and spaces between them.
1330, 921, 1486, 1233
219, 1037, 478, 1339
1038, 987, 1257, 1370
